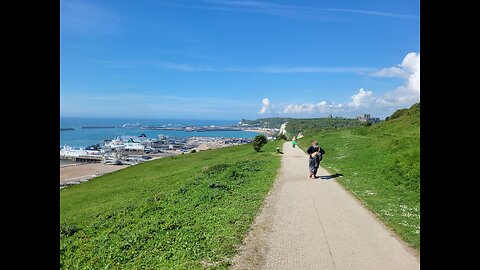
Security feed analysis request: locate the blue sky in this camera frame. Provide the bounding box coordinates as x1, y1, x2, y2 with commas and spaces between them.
60, 0, 420, 120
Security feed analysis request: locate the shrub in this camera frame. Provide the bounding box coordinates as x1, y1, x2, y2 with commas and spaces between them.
202, 163, 231, 174
60, 223, 78, 237
252, 134, 268, 152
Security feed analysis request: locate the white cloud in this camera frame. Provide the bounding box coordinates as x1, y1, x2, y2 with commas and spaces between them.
372, 66, 408, 78
348, 88, 373, 108
373, 52, 419, 80
97, 59, 372, 74
283, 100, 339, 114
381, 52, 420, 106
259, 98, 272, 114
282, 88, 390, 115
280, 52, 420, 118
324, 8, 419, 19
200, 1, 418, 20
229, 66, 372, 73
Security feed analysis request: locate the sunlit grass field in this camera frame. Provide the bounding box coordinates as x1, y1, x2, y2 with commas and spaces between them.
60, 140, 283, 269
296, 103, 420, 249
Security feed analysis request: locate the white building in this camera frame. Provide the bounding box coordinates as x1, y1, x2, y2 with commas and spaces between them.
60, 146, 101, 157
104, 138, 125, 150
60, 146, 87, 157
357, 114, 380, 123
124, 142, 145, 151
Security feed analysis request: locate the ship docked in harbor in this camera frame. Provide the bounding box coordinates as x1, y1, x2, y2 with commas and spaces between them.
122, 122, 142, 128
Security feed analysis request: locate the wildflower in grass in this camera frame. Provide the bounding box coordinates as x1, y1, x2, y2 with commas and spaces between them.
401, 212, 415, 218
399, 221, 410, 227
380, 209, 394, 217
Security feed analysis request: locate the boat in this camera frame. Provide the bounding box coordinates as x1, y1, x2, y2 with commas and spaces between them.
122, 122, 142, 128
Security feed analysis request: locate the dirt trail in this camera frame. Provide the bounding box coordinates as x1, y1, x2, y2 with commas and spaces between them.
231, 142, 419, 270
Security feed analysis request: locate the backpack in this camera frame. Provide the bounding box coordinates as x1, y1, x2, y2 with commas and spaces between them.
318, 147, 325, 161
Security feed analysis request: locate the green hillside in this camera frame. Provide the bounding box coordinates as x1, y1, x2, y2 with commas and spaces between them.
285, 117, 364, 138
239, 117, 292, 129
296, 103, 420, 249
60, 140, 283, 269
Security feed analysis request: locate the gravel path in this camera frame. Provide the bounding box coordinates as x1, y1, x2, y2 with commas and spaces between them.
231, 142, 419, 270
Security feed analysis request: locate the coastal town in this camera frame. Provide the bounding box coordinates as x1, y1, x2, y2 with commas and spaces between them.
60, 134, 259, 165
60, 135, 259, 188
61, 122, 280, 162
60, 122, 280, 188
60, 115, 378, 188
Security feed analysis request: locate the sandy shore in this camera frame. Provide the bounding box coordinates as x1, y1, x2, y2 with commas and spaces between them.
244, 129, 275, 135
60, 143, 234, 187
192, 143, 226, 152
60, 163, 129, 183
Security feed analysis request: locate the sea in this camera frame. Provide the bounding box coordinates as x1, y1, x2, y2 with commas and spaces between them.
60, 117, 261, 148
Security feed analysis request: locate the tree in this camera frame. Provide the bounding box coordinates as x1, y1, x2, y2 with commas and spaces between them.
276, 134, 287, 140
252, 134, 268, 152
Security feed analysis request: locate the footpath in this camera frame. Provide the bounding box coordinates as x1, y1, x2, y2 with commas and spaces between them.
232, 142, 419, 270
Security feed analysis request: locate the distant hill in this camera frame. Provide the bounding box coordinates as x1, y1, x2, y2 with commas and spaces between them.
296, 102, 420, 249
285, 117, 365, 138
239, 117, 292, 129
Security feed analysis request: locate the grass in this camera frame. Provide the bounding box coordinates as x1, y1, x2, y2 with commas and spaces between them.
285, 117, 364, 138
60, 140, 283, 269
296, 103, 420, 249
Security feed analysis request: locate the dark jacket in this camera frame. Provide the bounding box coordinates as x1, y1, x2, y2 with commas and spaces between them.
307, 146, 325, 161
307, 146, 318, 155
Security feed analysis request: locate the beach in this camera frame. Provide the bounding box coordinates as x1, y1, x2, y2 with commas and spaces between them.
59, 142, 231, 188
243, 129, 275, 136
60, 163, 129, 187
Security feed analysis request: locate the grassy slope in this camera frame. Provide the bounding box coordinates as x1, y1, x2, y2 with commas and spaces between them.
285, 118, 364, 139
60, 140, 283, 269
296, 103, 420, 249
240, 117, 292, 128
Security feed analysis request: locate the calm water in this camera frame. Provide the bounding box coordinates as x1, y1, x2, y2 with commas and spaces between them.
60, 117, 261, 148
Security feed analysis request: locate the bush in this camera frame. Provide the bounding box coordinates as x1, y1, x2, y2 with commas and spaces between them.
60, 223, 78, 237
276, 134, 287, 140
252, 134, 268, 152
202, 163, 231, 175
353, 126, 369, 136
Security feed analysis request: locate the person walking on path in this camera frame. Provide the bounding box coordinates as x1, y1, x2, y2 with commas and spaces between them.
231, 142, 420, 269
291, 137, 297, 148
306, 140, 325, 178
